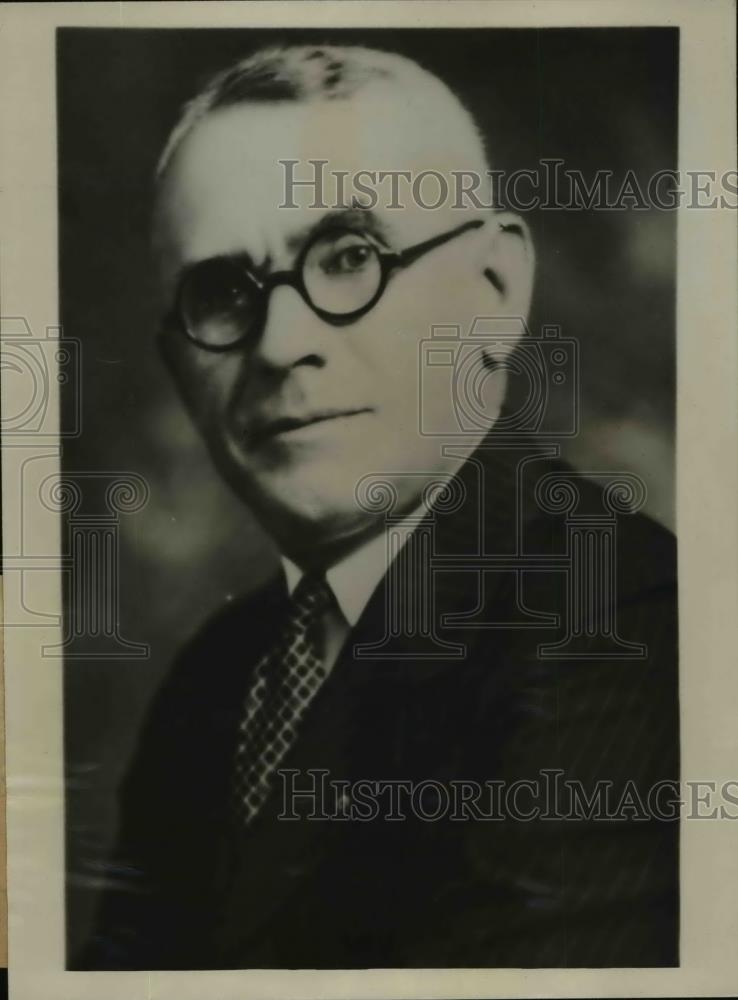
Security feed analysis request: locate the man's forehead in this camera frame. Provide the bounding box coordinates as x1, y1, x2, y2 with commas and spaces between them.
154, 91, 487, 279
161, 92, 484, 193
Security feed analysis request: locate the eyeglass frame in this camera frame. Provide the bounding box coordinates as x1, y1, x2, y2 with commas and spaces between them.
171, 217, 485, 352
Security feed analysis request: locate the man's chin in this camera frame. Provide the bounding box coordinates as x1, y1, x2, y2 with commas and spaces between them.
213, 437, 446, 561
234, 470, 380, 560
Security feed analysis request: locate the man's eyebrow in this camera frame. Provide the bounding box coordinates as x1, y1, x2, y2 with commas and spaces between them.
168, 206, 393, 294
285, 205, 391, 253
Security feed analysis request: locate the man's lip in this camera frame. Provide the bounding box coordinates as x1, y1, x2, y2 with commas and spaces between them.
248, 408, 372, 446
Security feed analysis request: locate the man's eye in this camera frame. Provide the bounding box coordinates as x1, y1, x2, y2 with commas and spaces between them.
186, 262, 253, 314
214, 284, 249, 309
322, 244, 373, 275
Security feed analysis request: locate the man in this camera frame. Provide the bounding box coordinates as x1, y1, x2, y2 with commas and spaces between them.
81, 45, 678, 969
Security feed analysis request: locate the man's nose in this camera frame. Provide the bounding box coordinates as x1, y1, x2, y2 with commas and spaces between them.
253, 284, 327, 371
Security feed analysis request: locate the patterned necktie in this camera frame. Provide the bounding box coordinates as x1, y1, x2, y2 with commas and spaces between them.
232, 572, 334, 826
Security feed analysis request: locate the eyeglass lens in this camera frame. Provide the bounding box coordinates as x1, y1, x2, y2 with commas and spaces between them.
180, 230, 384, 348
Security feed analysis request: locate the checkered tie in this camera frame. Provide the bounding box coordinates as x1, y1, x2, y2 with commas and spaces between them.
232, 572, 334, 825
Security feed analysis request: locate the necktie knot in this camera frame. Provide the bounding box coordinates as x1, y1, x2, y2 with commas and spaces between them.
289, 571, 334, 622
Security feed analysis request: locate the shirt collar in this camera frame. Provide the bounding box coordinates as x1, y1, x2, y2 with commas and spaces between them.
281, 503, 425, 628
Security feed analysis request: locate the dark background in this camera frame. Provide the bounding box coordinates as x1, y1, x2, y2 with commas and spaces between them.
59, 27, 678, 959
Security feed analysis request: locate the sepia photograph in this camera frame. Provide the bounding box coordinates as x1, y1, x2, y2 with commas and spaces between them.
61, 24, 682, 971
1, 3, 737, 999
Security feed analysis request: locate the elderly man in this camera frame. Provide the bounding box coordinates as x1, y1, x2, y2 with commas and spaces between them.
82, 45, 678, 970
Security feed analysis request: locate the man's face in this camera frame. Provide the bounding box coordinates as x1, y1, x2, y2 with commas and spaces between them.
156, 89, 527, 560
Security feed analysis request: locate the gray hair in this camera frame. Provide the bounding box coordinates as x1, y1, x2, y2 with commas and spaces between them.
156, 44, 488, 179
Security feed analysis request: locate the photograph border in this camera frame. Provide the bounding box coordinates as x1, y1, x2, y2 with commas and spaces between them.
1, 2, 737, 998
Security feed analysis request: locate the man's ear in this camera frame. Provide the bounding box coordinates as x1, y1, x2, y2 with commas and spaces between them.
479, 211, 535, 319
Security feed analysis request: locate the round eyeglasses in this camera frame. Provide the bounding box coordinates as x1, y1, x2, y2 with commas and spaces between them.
173, 218, 484, 351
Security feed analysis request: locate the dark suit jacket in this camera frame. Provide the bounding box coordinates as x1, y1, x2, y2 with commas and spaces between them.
79, 442, 679, 969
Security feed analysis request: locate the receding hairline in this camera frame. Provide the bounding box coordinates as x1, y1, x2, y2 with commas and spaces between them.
156, 44, 490, 182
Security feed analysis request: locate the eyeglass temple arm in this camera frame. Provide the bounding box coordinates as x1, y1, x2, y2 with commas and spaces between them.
394, 218, 485, 267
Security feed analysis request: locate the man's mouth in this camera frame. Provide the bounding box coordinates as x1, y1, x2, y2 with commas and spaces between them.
247, 408, 372, 447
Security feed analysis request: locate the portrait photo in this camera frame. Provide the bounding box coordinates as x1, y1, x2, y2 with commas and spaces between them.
54, 23, 685, 972
2, 5, 736, 996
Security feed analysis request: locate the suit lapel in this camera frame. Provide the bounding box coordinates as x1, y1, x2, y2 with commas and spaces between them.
339, 438, 557, 682
212, 436, 564, 958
